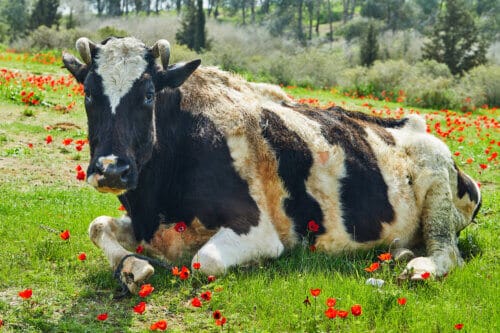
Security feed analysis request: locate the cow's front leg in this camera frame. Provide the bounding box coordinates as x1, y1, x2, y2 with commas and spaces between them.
88, 216, 154, 293
400, 181, 466, 280
193, 218, 284, 275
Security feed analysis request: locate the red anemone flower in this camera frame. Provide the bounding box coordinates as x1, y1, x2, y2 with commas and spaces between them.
351, 304, 362, 316
96, 313, 108, 321
397, 297, 407, 306
207, 275, 216, 283
421, 272, 431, 280
310, 288, 321, 297
479, 164, 488, 170
77, 253, 86, 261
179, 266, 190, 280
337, 310, 348, 318
364, 262, 380, 272
18, 289, 32, 299
193, 262, 201, 270
174, 221, 187, 233
45, 135, 52, 144
454, 323, 464, 330
60, 230, 70, 240
215, 317, 227, 326
62, 138, 73, 145
213, 310, 222, 320
138, 284, 154, 298
201, 291, 212, 301
150, 320, 167, 331
377, 253, 392, 261
76, 170, 86, 181
325, 307, 337, 319
118, 204, 126, 211
326, 297, 336, 307
172, 266, 180, 276
191, 297, 202, 307
307, 220, 319, 232
133, 301, 146, 314
136, 245, 144, 254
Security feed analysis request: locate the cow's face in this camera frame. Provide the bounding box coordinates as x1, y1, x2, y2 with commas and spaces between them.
63, 37, 200, 194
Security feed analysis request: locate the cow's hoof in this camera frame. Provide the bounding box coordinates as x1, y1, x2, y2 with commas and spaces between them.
392, 248, 415, 262
399, 256, 436, 281
120, 256, 155, 294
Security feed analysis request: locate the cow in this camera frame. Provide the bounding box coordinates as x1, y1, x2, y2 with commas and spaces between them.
62, 37, 481, 294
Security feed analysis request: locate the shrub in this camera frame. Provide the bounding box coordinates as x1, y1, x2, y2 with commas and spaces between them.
366, 60, 411, 96
95, 26, 128, 40
13, 26, 92, 51
455, 65, 500, 108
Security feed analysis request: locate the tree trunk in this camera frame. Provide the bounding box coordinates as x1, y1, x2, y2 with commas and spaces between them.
315, 0, 320, 36
297, 0, 305, 44
241, 0, 246, 25
327, 0, 333, 42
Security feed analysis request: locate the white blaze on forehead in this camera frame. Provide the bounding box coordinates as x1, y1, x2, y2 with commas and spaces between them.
95, 37, 148, 114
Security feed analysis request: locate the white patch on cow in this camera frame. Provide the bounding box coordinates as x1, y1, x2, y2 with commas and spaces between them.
98, 154, 118, 171
95, 37, 148, 114
194, 214, 284, 275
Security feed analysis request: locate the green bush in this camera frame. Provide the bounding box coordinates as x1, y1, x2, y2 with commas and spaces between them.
96, 26, 128, 41
13, 26, 92, 51
455, 65, 500, 108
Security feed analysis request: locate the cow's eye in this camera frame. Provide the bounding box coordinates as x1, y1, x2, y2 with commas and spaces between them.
144, 92, 154, 105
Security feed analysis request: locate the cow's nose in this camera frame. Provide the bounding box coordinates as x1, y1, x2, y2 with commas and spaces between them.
95, 155, 130, 187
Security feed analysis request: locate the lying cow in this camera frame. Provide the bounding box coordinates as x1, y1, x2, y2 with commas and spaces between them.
62, 37, 481, 293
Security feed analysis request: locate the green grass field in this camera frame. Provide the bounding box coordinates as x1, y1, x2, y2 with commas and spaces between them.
0, 50, 498, 332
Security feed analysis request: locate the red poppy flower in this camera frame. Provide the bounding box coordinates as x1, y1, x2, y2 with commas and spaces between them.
457, 136, 464, 143
310, 288, 321, 297
215, 317, 227, 326
397, 297, 407, 306
364, 262, 380, 272
75, 144, 83, 151
76, 170, 86, 181
307, 220, 319, 232
45, 135, 52, 144
133, 301, 146, 314
78, 253, 86, 261
193, 262, 201, 270
136, 245, 144, 254
337, 310, 348, 318
479, 164, 488, 170
466, 158, 473, 164
75, 165, 82, 172
179, 266, 190, 280
0, 319, 3, 327
172, 266, 180, 276
62, 138, 73, 145
213, 310, 222, 320
174, 221, 187, 233
191, 297, 202, 307
325, 307, 337, 319
201, 291, 212, 301
207, 275, 216, 283
18, 289, 32, 299
454, 323, 464, 330
60, 230, 70, 240
454, 151, 460, 156
150, 320, 167, 331
96, 313, 108, 321
421, 272, 431, 279
326, 297, 336, 307
377, 253, 392, 261
138, 284, 154, 298
351, 304, 362, 316
27, 143, 33, 149
118, 204, 126, 211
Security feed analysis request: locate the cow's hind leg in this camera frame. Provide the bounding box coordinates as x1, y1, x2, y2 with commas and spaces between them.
89, 216, 154, 293
400, 181, 466, 280
193, 217, 284, 275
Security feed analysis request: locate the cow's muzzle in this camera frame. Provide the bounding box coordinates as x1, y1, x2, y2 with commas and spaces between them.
87, 155, 132, 194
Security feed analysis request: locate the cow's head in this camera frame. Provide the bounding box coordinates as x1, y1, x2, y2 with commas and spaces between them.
63, 37, 200, 194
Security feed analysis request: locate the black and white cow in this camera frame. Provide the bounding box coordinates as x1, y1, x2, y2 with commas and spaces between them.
63, 37, 481, 293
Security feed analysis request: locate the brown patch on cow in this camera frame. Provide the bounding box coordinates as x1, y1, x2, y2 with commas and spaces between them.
362, 122, 396, 145
317, 151, 330, 164
149, 218, 216, 262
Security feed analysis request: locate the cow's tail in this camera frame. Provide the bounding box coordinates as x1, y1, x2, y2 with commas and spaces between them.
454, 165, 482, 230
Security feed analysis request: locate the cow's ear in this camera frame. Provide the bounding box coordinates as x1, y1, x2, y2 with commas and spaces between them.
62, 52, 89, 83
155, 59, 201, 90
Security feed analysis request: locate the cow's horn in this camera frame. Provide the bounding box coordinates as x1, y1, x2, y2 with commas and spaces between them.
152, 39, 171, 69
75, 37, 96, 65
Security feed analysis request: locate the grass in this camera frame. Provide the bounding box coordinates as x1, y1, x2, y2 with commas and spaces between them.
0, 50, 498, 332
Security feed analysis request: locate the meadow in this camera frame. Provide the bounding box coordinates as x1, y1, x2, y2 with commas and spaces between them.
0, 49, 498, 332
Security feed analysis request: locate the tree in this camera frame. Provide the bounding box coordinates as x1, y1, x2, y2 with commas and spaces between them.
422, 0, 488, 75
360, 22, 378, 67
1, 0, 29, 41
30, 0, 61, 29
176, 0, 207, 52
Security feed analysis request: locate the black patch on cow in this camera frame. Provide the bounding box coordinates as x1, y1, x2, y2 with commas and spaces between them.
260, 109, 325, 238
454, 163, 481, 220
121, 94, 261, 241
295, 106, 395, 242
328, 106, 408, 129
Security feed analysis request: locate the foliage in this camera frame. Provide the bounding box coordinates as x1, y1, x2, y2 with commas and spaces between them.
360, 22, 378, 67
422, 0, 488, 76
30, 0, 61, 30
176, 0, 208, 52
0, 0, 28, 42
